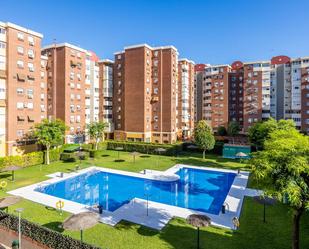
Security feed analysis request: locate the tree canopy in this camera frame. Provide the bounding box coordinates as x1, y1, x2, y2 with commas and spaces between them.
87, 121, 108, 150
194, 120, 215, 159
33, 119, 67, 164
248, 118, 295, 150
249, 126, 309, 249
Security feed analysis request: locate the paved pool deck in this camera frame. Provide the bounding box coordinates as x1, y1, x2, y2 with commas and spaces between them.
8, 165, 261, 230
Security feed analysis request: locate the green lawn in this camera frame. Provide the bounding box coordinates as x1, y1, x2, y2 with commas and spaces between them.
0, 150, 308, 249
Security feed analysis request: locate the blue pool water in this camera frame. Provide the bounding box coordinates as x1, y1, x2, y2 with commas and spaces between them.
36, 168, 236, 215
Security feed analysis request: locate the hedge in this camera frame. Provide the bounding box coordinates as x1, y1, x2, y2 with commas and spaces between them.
107, 141, 182, 156
183, 141, 225, 155
0, 148, 62, 170
0, 211, 101, 249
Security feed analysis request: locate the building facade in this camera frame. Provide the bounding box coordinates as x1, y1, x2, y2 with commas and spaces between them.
113, 44, 183, 143
98, 59, 114, 138
42, 43, 87, 143
0, 22, 47, 156
177, 59, 195, 139
195, 55, 309, 134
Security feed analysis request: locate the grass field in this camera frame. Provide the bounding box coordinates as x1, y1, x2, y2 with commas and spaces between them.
0, 149, 308, 249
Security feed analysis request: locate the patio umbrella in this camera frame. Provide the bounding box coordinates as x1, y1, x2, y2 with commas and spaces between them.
115, 147, 124, 160
236, 152, 247, 158
2, 165, 22, 181
130, 151, 140, 163
0, 196, 22, 212
154, 148, 166, 166
186, 214, 211, 249
63, 211, 100, 242
253, 195, 276, 223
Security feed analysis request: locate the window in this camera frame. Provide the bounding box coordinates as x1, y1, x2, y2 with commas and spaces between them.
76, 115, 81, 123
27, 89, 33, 99
76, 94, 81, 100
17, 60, 24, 69
28, 63, 34, 72
70, 93, 75, 100
28, 49, 34, 59
17, 130, 24, 137
0, 28, 5, 34
0, 42, 6, 49
28, 36, 34, 45
40, 104, 45, 112
17, 102, 23, 109
17, 32, 24, 41
40, 93, 45, 100
77, 73, 81, 80
70, 83, 75, 89
70, 116, 75, 123
154, 88, 159, 94
70, 72, 74, 80
76, 83, 81, 89
40, 71, 45, 78
17, 88, 24, 95
40, 82, 45, 89
27, 102, 33, 109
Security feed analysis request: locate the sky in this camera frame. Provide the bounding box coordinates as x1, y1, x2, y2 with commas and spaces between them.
1, 0, 308, 64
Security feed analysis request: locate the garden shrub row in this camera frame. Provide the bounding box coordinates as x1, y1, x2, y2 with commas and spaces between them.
0, 211, 101, 249
0, 147, 62, 170
107, 141, 182, 156
182, 141, 224, 155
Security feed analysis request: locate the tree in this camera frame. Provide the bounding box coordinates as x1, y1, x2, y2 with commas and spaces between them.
194, 120, 215, 159
227, 121, 240, 143
87, 121, 108, 150
249, 127, 309, 249
248, 118, 295, 150
217, 126, 227, 136
33, 119, 67, 165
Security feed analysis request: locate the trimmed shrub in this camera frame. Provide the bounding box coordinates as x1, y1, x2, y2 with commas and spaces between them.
107, 141, 182, 156
0, 211, 100, 249
60, 152, 76, 162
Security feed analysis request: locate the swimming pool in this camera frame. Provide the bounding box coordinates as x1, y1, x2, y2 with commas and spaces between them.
35, 167, 236, 215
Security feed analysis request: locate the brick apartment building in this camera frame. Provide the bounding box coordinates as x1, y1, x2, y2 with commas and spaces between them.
177, 59, 195, 139
0, 22, 47, 156
42, 43, 87, 143
113, 44, 189, 143
195, 56, 309, 133
98, 59, 114, 138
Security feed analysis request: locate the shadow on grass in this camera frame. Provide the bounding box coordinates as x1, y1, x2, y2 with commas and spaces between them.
0, 173, 12, 179
140, 155, 151, 158
101, 154, 110, 157
114, 159, 125, 163
42, 221, 64, 233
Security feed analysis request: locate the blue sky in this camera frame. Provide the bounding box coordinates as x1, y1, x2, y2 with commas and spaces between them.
1, 0, 308, 64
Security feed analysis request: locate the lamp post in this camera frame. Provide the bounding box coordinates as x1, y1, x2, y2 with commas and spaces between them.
15, 208, 24, 249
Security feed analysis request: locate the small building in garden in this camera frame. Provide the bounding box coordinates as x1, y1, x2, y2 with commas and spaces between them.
222, 144, 251, 159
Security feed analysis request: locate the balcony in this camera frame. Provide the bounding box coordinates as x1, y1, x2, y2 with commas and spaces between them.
151, 96, 159, 102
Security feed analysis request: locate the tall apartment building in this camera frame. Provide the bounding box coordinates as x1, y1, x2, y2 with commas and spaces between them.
177, 59, 195, 139
270, 55, 309, 132
0, 22, 47, 156
113, 44, 180, 143
42, 43, 87, 143
98, 59, 114, 138
195, 55, 309, 133
85, 51, 100, 125
195, 64, 230, 131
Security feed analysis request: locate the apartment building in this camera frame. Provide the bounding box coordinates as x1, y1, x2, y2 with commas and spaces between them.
85, 51, 100, 125
196, 55, 309, 133
270, 55, 309, 132
113, 44, 179, 143
0, 22, 47, 156
42, 43, 87, 143
98, 59, 114, 138
177, 59, 195, 139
